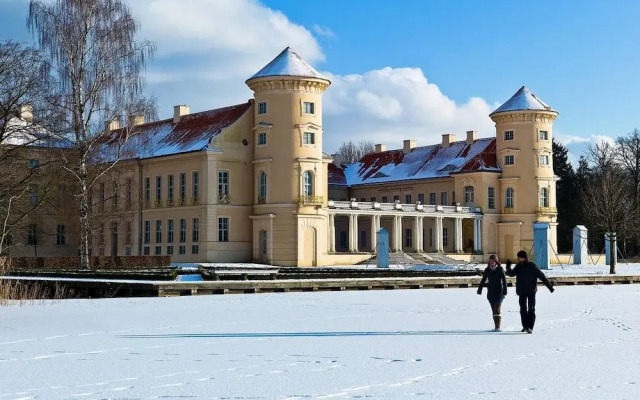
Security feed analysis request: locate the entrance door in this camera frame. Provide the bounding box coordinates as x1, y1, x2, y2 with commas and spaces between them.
302, 228, 317, 266
259, 230, 268, 263
504, 234, 514, 260
110, 222, 118, 256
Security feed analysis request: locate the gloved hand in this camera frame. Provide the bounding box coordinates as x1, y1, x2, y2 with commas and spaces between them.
477, 289, 482, 295
550, 286, 555, 293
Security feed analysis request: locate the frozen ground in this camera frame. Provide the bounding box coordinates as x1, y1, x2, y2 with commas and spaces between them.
1, 286, 640, 399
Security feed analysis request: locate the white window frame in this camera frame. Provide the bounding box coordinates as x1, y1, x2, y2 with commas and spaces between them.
218, 217, 230, 242
257, 101, 267, 115
539, 154, 550, 166
504, 155, 515, 166
303, 171, 314, 196
505, 188, 515, 208
302, 101, 315, 115
488, 187, 495, 210
259, 171, 267, 199
464, 186, 475, 205
218, 170, 230, 197
303, 131, 315, 145
257, 131, 267, 146
504, 130, 514, 141
540, 188, 549, 208
539, 130, 549, 141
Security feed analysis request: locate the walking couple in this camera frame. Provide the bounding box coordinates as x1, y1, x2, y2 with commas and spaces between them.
477, 250, 555, 333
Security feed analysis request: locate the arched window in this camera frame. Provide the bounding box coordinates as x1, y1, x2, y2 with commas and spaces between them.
464, 186, 474, 205
505, 188, 514, 208
540, 188, 549, 208
303, 171, 313, 196
259, 172, 267, 198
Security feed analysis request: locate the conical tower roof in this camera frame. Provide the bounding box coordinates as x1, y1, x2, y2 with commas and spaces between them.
247, 47, 327, 81
491, 86, 556, 116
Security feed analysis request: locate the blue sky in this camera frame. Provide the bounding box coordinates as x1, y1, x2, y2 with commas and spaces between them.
2, 0, 640, 163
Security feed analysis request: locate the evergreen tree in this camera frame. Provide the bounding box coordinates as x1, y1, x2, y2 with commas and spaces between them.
552, 139, 578, 253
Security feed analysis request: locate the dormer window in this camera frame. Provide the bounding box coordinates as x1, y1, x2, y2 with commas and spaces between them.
303, 102, 315, 115
504, 130, 514, 141
258, 102, 267, 115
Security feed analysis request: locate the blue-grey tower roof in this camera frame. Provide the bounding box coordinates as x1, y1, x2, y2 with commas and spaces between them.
248, 47, 327, 81
491, 86, 556, 116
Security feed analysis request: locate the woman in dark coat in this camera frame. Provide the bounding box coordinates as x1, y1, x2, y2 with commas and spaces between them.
477, 255, 508, 331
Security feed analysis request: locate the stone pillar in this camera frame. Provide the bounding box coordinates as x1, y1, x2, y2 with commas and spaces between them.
328, 213, 335, 253
377, 227, 390, 268
434, 217, 443, 253
416, 217, 424, 252
393, 216, 402, 252
573, 225, 588, 265
473, 217, 482, 253
412, 216, 420, 252
350, 214, 359, 252
371, 215, 379, 252
533, 222, 550, 270
454, 218, 463, 253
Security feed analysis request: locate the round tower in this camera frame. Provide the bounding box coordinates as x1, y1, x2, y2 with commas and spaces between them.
490, 86, 558, 259
246, 47, 331, 266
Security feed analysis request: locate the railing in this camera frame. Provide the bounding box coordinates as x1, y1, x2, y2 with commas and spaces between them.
297, 195, 324, 205
536, 206, 557, 214
218, 194, 231, 204
257, 196, 267, 204
166, 198, 174, 207
327, 200, 481, 214
190, 197, 199, 206
504, 207, 514, 214
154, 199, 163, 208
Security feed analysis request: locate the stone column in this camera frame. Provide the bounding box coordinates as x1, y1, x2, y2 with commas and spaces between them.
473, 217, 482, 253
435, 217, 443, 253
412, 216, 420, 252
329, 213, 335, 253
350, 214, 359, 252
393, 215, 402, 252
454, 218, 463, 253
371, 215, 379, 252
416, 217, 424, 252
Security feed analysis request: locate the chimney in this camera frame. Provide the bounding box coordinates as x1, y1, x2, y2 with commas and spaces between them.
106, 119, 120, 131
466, 130, 477, 145
19, 104, 34, 123
375, 143, 386, 152
403, 139, 417, 154
128, 115, 145, 127
442, 134, 456, 149
173, 105, 190, 123
331, 153, 344, 168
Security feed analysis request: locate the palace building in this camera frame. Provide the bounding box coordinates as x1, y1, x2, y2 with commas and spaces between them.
6, 47, 558, 266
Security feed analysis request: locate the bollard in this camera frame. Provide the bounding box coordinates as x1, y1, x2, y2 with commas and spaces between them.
605, 233, 617, 266
376, 228, 390, 269
533, 223, 550, 270
573, 225, 589, 265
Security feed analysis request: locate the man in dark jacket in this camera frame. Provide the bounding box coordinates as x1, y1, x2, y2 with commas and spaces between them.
506, 250, 554, 334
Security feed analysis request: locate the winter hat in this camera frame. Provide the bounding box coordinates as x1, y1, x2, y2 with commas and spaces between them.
517, 250, 528, 259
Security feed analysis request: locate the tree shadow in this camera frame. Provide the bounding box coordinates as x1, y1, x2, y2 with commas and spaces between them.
119, 330, 524, 339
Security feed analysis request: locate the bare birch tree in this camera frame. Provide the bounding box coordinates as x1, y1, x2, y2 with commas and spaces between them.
27, 0, 156, 268
337, 140, 375, 164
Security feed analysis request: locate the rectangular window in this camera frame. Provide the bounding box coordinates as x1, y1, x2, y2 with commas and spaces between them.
382, 196, 388, 203
393, 195, 400, 202
155, 176, 162, 202
303, 101, 315, 114
126, 179, 132, 207
443, 228, 449, 247
218, 217, 229, 242
179, 245, 186, 255
540, 155, 550, 166
192, 171, 199, 200
112, 181, 119, 208
339, 231, 348, 249
168, 175, 174, 204
179, 219, 186, 243
440, 192, 448, 206
488, 187, 495, 210
360, 230, 367, 249
504, 130, 514, 141
539, 130, 548, 141
155, 246, 162, 255
405, 194, 412, 204
418, 193, 425, 204
100, 183, 105, 209
168, 220, 174, 243
258, 101, 267, 115
99, 224, 105, 246
125, 221, 132, 244
167, 246, 174, 255
258, 132, 267, 145
360, 197, 366, 202
192, 244, 199, 254
56, 225, 67, 246
218, 171, 229, 197
27, 224, 38, 245
144, 177, 150, 202
143, 246, 150, 255
179, 173, 186, 204
370, 197, 376, 202
155, 220, 162, 243
192, 218, 199, 242
405, 229, 413, 248
144, 221, 150, 244
429, 193, 436, 206
452, 191, 456, 205
303, 132, 315, 145
504, 155, 515, 166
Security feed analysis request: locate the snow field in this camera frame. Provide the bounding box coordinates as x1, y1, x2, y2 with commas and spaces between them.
1, 285, 639, 399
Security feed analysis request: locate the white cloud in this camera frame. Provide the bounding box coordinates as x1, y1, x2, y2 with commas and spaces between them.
322, 67, 498, 152
313, 24, 335, 38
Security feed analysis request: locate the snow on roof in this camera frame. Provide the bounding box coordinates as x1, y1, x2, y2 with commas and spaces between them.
99, 102, 251, 160
330, 138, 500, 187
248, 47, 327, 81
491, 86, 555, 115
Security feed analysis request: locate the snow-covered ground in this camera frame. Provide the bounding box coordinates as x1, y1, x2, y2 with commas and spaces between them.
1, 286, 639, 399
